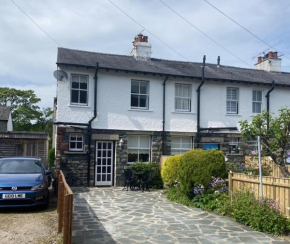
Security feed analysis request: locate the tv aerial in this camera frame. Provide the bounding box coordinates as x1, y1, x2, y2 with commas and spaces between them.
53, 70, 68, 81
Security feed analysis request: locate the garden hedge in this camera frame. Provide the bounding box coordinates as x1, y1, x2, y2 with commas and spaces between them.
178, 149, 227, 195
161, 155, 182, 186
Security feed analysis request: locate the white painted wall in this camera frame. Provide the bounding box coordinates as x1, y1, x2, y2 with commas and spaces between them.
56, 66, 290, 133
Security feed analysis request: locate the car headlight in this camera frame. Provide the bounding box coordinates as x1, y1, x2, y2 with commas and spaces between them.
31, 183, 44, 191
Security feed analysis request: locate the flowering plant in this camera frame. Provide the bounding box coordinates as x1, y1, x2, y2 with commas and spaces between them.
260, 198, 281, 212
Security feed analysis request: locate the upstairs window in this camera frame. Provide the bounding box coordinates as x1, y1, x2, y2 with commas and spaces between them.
69, 133, 83, 151
252, 90, 262, 114
128, 136, 150, 163
226, 87, 239, 114
71, 75, 88, 105
175, 84, 191, 111
171, 137, 192, 155
131, 80, 149, 109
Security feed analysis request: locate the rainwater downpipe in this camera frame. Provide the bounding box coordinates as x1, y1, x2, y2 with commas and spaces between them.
162, 76, 169, 155
87, 63, 99, 186
265, 80, 275, 130
196, 55, 206, 147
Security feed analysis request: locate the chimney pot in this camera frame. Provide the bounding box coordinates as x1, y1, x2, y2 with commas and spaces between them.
137, 34, 143, 42
143, 36, 148, 43
258, 56, 262, 63
268, 51, 273, 58
273, 51, 278, 58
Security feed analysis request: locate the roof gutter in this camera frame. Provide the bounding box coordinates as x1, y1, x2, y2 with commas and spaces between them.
196, 55, 206, 146
87, 63, 99, 186
265, 80, 275, 130
53, 122, 89, 126
162, 76, 169, 155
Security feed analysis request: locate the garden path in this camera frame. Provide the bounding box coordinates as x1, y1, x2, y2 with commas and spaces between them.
72, 187, 289, 244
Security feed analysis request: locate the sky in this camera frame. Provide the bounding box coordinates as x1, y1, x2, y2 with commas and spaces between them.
1, 0, 290, 108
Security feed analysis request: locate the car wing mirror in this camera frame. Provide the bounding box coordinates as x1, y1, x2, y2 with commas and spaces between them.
45, 170, 52, 175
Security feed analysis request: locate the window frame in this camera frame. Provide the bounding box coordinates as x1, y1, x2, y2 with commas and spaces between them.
70, 74, 89, 106
174, 83, 192, 112
226, 87, 239, 114
171, 136, 193, 155
252, 90, 263, 114
69, 133, 84, 152
229, 138, 239, 154
127, 135, 151, 163
130, 80, 149, 110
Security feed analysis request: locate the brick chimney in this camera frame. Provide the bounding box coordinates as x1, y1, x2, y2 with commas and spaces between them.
130, 34, 152, 61
255, 51, 281, 72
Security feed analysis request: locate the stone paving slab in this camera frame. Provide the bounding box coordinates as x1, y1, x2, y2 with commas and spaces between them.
72, 187, 289, 244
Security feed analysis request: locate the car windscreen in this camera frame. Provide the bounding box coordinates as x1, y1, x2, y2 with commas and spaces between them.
0, 159, 43, 174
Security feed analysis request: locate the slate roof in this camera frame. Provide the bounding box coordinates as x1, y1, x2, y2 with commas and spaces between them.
0, 106, 11, 121
57, 47, 290, 87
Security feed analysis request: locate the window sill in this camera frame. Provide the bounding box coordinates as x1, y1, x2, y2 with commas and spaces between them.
68, 104, 90, 108
171, 111, 195, 114
64, 151, 87, 155
225, 114, 242, 117
128, 108, 153, 112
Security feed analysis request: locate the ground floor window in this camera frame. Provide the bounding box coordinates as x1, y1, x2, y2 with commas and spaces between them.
171, 137, 192, 155
128, 135, 150, 163
69, 133, 83, 151
229, 138, 239, 154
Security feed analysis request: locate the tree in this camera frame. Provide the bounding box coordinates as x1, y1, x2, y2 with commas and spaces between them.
0, 87, 41, 131
0, 87, 53, 147
239, 108, 290, 175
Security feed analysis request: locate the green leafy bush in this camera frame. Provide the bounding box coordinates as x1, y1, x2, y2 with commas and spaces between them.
229, 190, 289, 235
131, 162, 163, 189
166, 187, 195, 207
192, 192, 230, 215
48, 147, 55, 169
178, 149, 227, 195
161, 155, 182, 186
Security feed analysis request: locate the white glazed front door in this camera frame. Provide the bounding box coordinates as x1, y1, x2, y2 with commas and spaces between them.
95, 141, 114, 186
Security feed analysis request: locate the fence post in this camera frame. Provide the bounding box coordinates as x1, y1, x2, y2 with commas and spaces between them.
67, 194, 73, 244
58, 181, 64, 233
228, 172, 233, 193
63, 194, 69, 244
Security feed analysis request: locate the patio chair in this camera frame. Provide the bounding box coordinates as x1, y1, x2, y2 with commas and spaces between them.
123, 169, 135, 191
141, 170, 154, 192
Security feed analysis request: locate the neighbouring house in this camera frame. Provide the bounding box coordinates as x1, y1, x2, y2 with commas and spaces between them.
53, 34, 290, 187
0, 106, 13, 132
0, 106, 50, 168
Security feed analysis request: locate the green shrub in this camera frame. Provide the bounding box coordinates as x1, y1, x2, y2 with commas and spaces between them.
166, 187, 195, 207
161, 155, 182, 186
48, 148, 55, 169
192, 192, 230, 215
178, 149, 227, 195
229, 190, 289, 235
131, 162, 163, 189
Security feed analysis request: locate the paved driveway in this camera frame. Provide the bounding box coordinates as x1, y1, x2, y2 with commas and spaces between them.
72, 187, 288, 244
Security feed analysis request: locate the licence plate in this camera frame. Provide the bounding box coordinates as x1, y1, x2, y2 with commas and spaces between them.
2, 194, 25, 199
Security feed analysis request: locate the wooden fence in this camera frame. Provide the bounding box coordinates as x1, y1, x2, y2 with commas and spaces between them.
57, 171, 73, 244
229, 172, 290, 216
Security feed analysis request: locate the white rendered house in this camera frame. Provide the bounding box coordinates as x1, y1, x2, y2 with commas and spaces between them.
54, 34, 290, 186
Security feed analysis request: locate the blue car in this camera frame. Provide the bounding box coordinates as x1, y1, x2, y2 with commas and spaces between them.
0, 157, 51, 208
